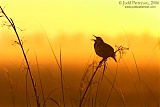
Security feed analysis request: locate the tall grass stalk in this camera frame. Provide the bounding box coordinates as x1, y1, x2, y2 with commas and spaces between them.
122, 58, 143, 105
43, 87, 61, 107
100, 68, 126, 106
79, 53, 94, 100
105, 63, 119, 107
79, 59, 104, 107
142, 80, 159, 106
22, 49, 31, 107
40, 25, 66, 107
122, 25, 143, 106
33, 48, 46, 107
25, 71, 30, 107
123, 58, 159, 106
40, 24, 61, 70
1, 7, 40, 107
49, 98, 61, 107
94, 62, 106, 106
3, 68, 15, 107
60, 47, 66, 107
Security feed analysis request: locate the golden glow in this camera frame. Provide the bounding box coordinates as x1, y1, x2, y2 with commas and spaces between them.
0, 1, 160, 106
1, 0, 159, 37
0, 0, 159, 65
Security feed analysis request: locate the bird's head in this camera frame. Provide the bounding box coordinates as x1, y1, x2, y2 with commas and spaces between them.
92, 35, 104, 43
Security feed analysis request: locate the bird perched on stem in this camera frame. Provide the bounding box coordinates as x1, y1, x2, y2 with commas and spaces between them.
92, 35, 117, 62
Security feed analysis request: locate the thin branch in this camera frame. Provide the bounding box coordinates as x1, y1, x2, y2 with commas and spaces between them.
1, 6, 40, 107
79, 59, 104, 107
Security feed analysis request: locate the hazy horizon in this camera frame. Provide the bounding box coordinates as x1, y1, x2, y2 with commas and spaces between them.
0, 32, 159, 106
0, 0, 160, 106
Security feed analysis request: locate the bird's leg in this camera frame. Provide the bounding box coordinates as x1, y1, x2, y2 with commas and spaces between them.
99, 58, 107, 67
103, 60, 107, 68
98, 60, 103, 67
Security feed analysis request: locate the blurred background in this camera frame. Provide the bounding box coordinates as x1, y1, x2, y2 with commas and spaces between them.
0, 0, 159, 106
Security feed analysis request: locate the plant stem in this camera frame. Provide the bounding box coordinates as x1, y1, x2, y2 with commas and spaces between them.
105, 63, 118, 107
1, 7, 40, 107
79, 59, 103, 107
60, 47, 65, 107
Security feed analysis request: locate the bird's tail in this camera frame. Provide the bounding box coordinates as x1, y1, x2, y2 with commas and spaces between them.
113, 56, 117, 62
112, 52, 117, 62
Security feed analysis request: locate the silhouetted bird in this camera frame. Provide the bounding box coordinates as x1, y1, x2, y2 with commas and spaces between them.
93, 35, 117, 62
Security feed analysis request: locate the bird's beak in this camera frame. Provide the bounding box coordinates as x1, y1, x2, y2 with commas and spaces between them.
91, 35, 97, 41
93, 35, 97, 38
91, 39, 95, 41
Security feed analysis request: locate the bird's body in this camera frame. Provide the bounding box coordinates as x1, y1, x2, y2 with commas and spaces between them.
93, 35, 117, 62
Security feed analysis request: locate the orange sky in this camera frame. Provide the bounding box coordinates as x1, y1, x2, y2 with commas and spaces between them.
0, 0, 160, 69
0, 1, 160, 106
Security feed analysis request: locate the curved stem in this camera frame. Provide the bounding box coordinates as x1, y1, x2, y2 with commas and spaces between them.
79, 59, 104, 107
